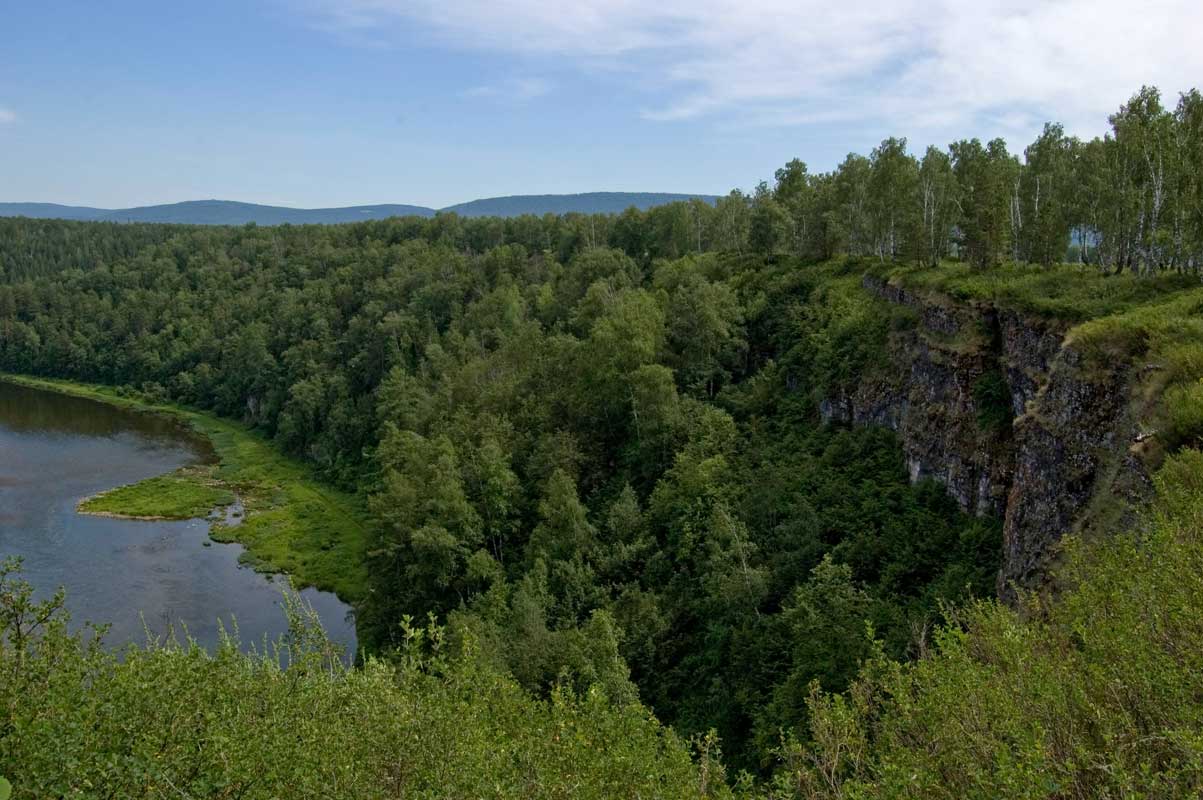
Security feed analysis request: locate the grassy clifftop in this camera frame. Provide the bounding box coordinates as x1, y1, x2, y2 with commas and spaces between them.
868, 261, 1203, 453
871, 260, 1201, 321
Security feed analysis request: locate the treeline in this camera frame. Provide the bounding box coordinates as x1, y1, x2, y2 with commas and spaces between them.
746, 87, 1203, 272
4, 86, 1198, 280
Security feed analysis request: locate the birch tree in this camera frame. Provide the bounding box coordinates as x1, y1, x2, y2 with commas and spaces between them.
917, 146, 957, 266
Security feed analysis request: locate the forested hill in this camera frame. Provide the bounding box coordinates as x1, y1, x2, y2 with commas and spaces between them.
0, 192, 718, 225
0, 202, 114, 221
441, 191, 719, 217
0, 200, 436, 224
100, 200, 436, 225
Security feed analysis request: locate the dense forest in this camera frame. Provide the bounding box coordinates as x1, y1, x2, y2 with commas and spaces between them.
3, 86, 1203, 795
1, 218, 1001, 771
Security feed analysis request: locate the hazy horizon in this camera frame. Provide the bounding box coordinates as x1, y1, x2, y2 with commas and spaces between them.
0, 192, 719, 212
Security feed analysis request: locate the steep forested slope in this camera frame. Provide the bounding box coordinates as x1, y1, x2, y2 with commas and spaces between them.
5, 220, 1203, 795
770, 449, 1203, 798
6, 213, 1203, 784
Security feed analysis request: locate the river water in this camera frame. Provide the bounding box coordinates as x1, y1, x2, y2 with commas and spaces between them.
0, 380, 357, 655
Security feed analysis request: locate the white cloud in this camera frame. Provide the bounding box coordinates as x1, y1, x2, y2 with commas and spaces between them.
463, 77, 552, 104
302, 0, 1203, 140
0, 107, 16, 125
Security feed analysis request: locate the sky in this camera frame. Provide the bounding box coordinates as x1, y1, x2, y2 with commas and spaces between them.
1, 0, 1200, 209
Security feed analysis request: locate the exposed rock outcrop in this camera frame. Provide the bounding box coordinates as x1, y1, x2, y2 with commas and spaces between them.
822, 274, 1152, 602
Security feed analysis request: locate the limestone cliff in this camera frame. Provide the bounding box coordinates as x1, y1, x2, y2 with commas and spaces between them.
822, 274, 1152, 601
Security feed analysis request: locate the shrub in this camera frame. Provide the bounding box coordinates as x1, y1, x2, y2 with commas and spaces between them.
0, 559, 720, 799
972, 370, 1013, 433
1164, 379, 1203, 450
772, 449, 1203, 799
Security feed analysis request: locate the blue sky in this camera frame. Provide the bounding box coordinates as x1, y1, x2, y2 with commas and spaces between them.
1, 0, 1199, 209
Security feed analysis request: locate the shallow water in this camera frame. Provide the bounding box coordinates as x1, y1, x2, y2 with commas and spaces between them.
0, 380, 357, 655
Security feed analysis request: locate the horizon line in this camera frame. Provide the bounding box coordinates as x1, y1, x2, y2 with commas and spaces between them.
0, 191, 725, 214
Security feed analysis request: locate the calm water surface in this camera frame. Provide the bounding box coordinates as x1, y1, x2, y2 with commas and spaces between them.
0, 380, 356, 654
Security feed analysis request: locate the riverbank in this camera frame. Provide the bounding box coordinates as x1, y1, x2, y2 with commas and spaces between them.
0, 373, 371, 605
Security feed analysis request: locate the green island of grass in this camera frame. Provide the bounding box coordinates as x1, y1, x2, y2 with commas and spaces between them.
78, 465, 236, 520
0, 373, 371, 605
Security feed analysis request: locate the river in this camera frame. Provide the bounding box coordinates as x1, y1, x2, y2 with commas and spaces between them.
0, 379, 357, 655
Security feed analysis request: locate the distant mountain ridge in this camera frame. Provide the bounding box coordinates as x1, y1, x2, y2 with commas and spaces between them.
1, 202, 115, 221
0, 192, 719, 225
0, 200, 434, 225
440, 192, 718, 218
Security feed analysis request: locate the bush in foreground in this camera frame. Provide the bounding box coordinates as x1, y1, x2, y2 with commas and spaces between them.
771, 450, 1203, 799
0, 563, 723, 799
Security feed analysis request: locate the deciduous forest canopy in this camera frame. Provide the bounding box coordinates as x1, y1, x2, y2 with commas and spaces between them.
3, 86, 1203, 797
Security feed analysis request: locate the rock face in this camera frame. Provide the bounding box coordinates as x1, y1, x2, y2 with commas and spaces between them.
822, 275, 1151, 602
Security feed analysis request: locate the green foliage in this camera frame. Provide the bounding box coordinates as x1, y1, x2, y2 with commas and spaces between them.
951, 138, 1020, 269
0, 232, 1003, 776
779, 267, 895, 402
0, 560, 718, 799
1164, 378, 1203, 450
778, 449, 1203, 799
1018, 123, 1077, 266
749, 182, 790, 255
972, 371, 1013, 433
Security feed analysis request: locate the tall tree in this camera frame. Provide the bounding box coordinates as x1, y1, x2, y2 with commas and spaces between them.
830, 154, 873, 257
749, 181, 789, 255
951, 138, 1018, 268
917, 146, 958, 266
1173, 90, 1203, 271
773, 159, 816, 257
867, 138, 919, 262
713, 191, 751, 254
1108, 86, 1176, 273
1019, 123, 1078, 265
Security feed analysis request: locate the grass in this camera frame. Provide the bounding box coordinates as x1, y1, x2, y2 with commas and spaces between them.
78, 465, 235, 520
872, 260, 1202, 322
0, 373, 371, 605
